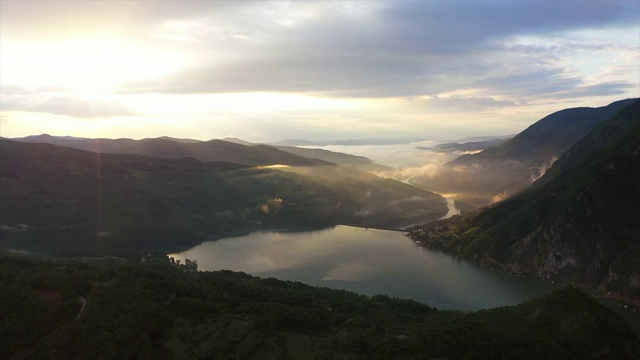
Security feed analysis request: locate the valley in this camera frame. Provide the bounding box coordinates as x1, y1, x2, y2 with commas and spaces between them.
410, 99, 640, 304
3, 96, 640, 357
2, 100, 639, 290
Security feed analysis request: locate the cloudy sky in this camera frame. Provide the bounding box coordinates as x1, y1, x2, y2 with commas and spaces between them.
1, 0, 638, 142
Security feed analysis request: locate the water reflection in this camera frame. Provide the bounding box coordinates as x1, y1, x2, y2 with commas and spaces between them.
169, 225, 557, 310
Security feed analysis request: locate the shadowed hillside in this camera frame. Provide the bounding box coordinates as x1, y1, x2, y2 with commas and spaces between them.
15, 134, 391, 171
411, 99, 640, 301
2, 254, 638, 359
14, 135, 328, 167
0, 140, 447, 255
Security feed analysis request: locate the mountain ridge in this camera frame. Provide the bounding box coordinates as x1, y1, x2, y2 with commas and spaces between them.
14, 134, 389, 171
0, 139, 448, 254
13, 135, 329, 167
450, 98, 637, 167
411, 99, 640, 301
409, 98, 638, 207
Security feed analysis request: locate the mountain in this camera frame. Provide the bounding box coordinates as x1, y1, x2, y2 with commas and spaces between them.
451, 98, 637, 168
452, 134, 515, 142
156, 136, 202, 143
428, 137, 511, 153
14, 135, 328, 167
410, 98, 638, 207
536, 100, 640, 185
221, 137, 254, 146
0, 140, 447, 255
411, 99, 640, 301
3, 254, 638, 358
16, 134, 390, 171
223, 137, 390, 171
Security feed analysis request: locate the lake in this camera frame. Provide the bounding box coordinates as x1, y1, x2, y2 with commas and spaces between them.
169, 225, 558, 311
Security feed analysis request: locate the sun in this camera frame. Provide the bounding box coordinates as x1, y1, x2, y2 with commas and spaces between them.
2, 36, 186, 95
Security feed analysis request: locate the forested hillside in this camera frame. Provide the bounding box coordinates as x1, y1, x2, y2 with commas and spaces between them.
0, 140, 446, 255
412, 100, 640, 300
2, 253, 638, 359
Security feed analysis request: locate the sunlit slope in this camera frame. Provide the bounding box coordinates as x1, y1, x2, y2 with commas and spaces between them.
0, 140, 446, 254
412, 100, 640, 298
412, 98, 637, 206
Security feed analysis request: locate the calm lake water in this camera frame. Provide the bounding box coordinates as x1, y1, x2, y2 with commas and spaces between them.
169, 225, 559, 311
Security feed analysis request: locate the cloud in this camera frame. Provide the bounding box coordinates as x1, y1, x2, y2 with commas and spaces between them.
490, 191, 509, 204
0, 93, 135, 118
113, 1, 639, 100
529, 155, 559, 183
479, 70, 635, 99
381, 163, 448, 184
411, 96, 519, 112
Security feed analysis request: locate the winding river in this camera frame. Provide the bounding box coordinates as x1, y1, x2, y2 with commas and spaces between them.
169, 225, 558, 310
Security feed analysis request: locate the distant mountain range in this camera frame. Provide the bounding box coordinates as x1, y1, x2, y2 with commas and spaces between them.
412, 99, 640, 301
425, 137, 511, 153
13, 135, 328, 167
14, 134, 388, 171
269, 138, 426, 146
0, 139, 447, 255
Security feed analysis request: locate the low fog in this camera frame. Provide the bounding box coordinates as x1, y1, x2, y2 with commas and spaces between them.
301, 138, 558, 211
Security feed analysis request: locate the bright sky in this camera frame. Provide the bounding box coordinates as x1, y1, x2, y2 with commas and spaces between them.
1, 0, 638, 142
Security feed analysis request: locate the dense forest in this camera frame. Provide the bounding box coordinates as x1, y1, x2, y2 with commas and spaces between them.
2, 252, 639, 359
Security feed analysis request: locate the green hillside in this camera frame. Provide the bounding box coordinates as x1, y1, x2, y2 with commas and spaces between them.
2, 253, 638, 359
411, 99, 640, 300
0, 140, 446, 255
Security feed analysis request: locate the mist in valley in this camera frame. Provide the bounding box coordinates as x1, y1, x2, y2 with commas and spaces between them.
298, 137, 525, 211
